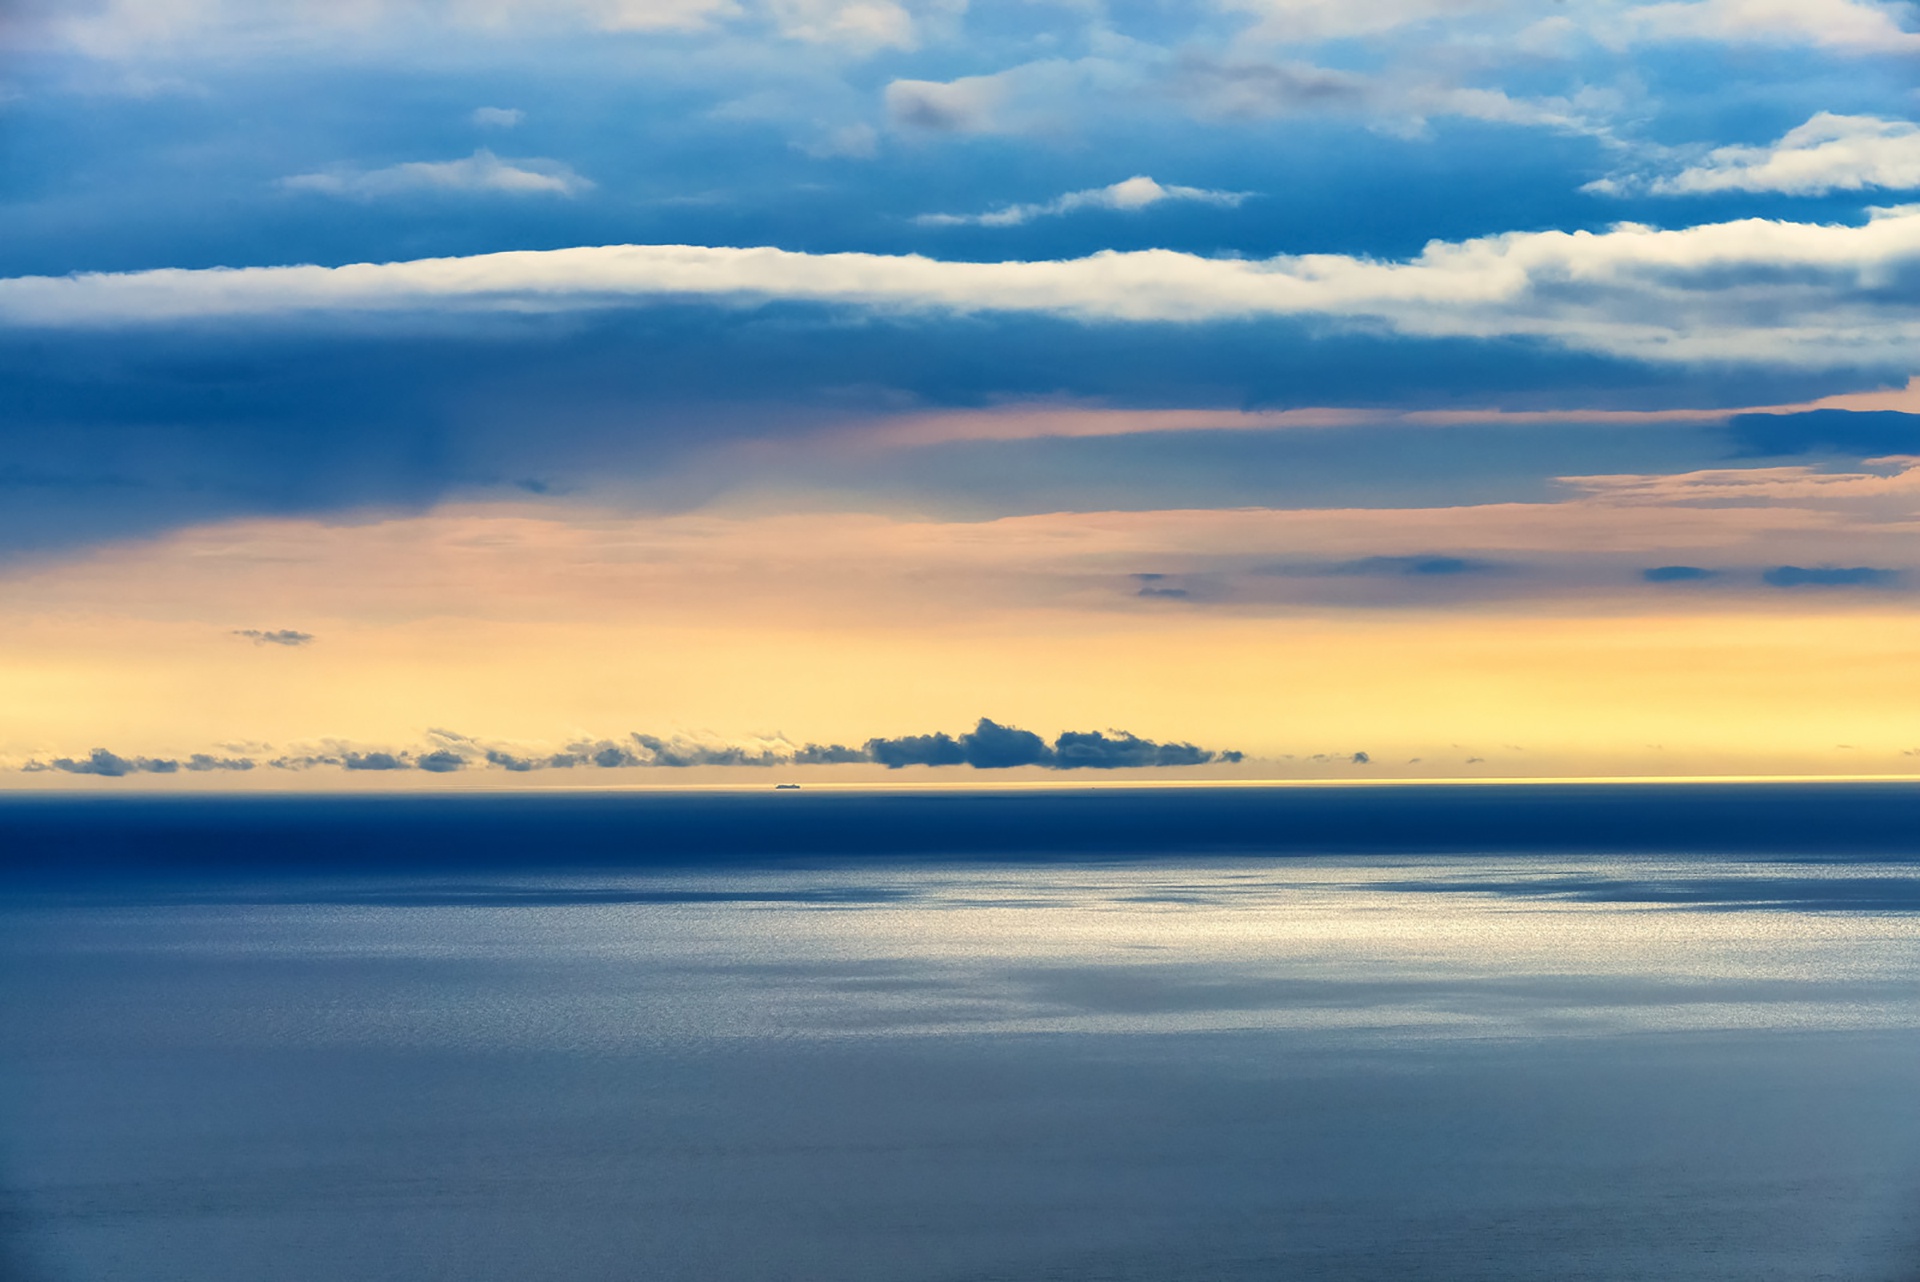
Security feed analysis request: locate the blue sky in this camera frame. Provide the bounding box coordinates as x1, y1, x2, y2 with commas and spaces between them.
3, 0, 1920, 779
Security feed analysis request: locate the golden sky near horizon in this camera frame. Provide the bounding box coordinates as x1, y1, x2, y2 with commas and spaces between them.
6, 470, 1920, 783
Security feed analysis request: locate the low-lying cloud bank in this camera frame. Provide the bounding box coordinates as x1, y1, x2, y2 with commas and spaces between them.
6, 208, 1920, 366
14, 719, 1243, 778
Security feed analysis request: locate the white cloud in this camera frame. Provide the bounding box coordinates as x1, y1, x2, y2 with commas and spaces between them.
917, 176, 1249, 228
6, 206, 1920, 367
471, 106, 525, 127
764, 0, 923, 51
35, 0, 963, 56
1211, 0, 1920, 58
1218, 0, 1506, 45
1639, 113, 1920, 196
281, 149, 593, 198
1609, 0, 1920, 53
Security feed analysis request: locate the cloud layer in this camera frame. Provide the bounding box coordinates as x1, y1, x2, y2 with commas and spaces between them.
15, 719, 1242, 778
282, 150, 594, 199
7, 207, 1920, 366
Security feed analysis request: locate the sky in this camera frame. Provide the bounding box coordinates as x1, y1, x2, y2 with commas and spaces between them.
3, 0, 1920, 783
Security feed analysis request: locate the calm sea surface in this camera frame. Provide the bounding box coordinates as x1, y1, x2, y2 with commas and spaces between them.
3, 786, 1918, 1281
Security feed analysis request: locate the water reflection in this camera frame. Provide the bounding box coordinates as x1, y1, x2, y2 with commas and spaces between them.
3, 853, 1918, 1281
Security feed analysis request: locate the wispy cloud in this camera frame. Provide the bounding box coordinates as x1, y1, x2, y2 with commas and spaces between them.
1597, 114, 1920, 197
233, 628, 314, 646
1607, 0, 1920, 54
470, 106, 525, 128
1762, 565, 1901, 588
281, 149, 593, 199
916, 176, 1249, 228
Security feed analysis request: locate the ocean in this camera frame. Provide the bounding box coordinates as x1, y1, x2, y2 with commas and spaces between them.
3, 785, 1918, 1280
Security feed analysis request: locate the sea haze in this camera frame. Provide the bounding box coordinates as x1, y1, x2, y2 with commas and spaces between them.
3, 786, 1919, 1281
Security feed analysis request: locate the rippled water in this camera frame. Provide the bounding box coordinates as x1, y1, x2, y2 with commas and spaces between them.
3, 794, 1919, 1280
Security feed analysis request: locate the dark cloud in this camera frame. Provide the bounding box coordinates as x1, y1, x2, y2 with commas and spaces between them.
18, 720, 1241, 779
866, 718, 1236, 770
1168, 54, 1372, 120
793, 743, 869, 764
1253, 555, 1506, 580
1762, 565, 1899, 588
1729, 410, 1920, 458
1053, 730, 1217, 770
1133, 572, 1192, 600
1351, 752, 1370, 764
0, 312, 1802, 562
484, 748, 541, 772
186, 753, 255, 771
961, 718, 1055, 769
1643, 565, 1717, 583
233, 628, 315, 646
27, 748, 181, 776
865, 731, 969, 769
1320, 556, 1498, 578
590, 744, 642, 768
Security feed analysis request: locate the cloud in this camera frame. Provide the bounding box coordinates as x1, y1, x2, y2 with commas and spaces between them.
25, 748, 180, 776
41, 0, 753, 59
471, 107, 525, 128
1317, 555, 1499, 577
281, 150, 593, 199
1165, 55, 1372, 119
846, 719, 1234, 772
1610, 0, 1920, 54
12, 206, 1920, 366
1218, 0, 1503, 45
186, 753, 255, 770
343, 751, 407, 770
763, 0, 924, 52
916, 176, 1249, 229
958, 717, 1054, 768
484, 748, 545, 771
17, 719, 1240, 778
26, 0, 975, 62
792, 742, 869, 763
884, 59, 1129, 136
1052, 730, 1227, 769
233, 628, 314, 646
1164, 53, 1610, 135
1612, 114, 1920, 197
864, 730, 968, 767
1255, 555, 1504, 579
1762, 565, 1900, 587
1642, 565, 1718, 582
886, 75, 1008, 133
632, 732, 789, 766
